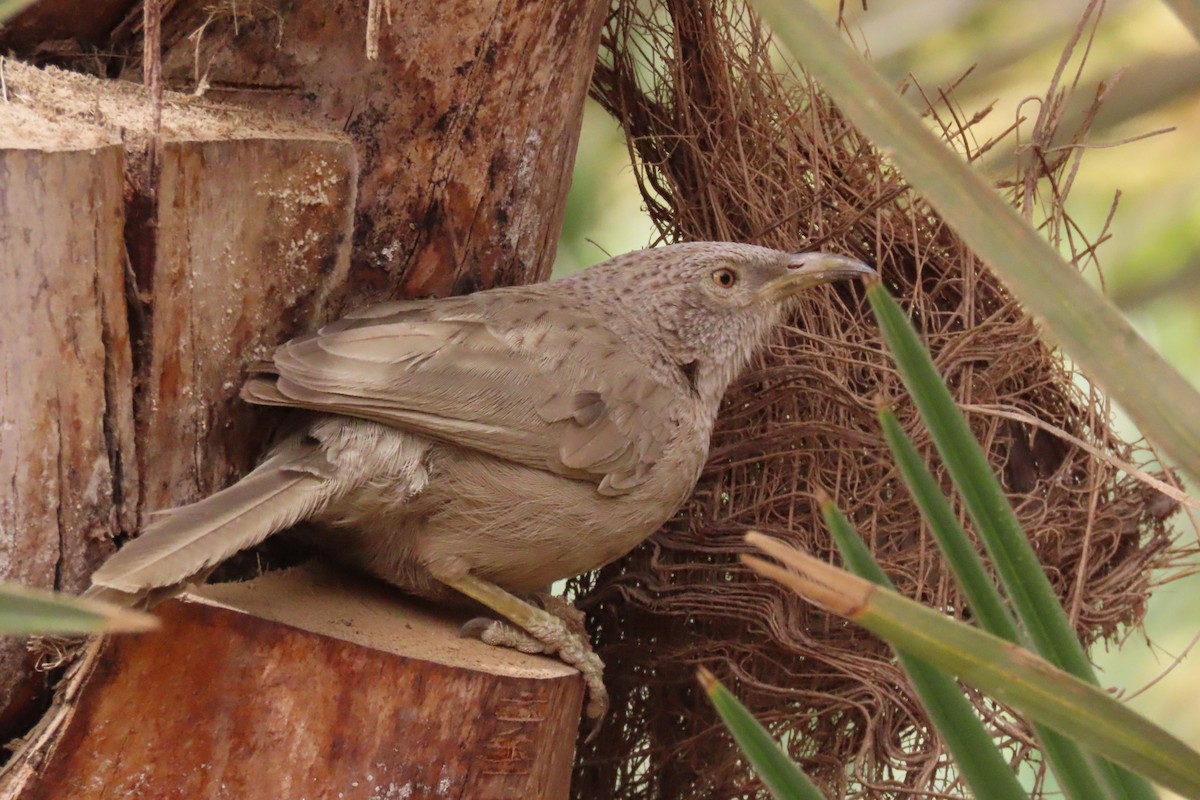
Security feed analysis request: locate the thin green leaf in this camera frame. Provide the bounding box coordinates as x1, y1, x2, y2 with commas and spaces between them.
876, 407, 1019, 640
751, 0, 1200, 489
0, 582, 159, 634
867, 282, 1094, 680
877, 406, 1122, 800
868, 283, 1156, 799
744, 537, 1200, 799
819, 499, 1029, 800
698, 667, 828, 800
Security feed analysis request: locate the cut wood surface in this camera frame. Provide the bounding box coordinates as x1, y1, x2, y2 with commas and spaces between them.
0, 60, 357, 742
14, 566, 584, 800
0, 0, 605, 777
1, 61, 359, 512
0, 114, 135, 739
135, 136, 356, 512
143, 0, 608, 296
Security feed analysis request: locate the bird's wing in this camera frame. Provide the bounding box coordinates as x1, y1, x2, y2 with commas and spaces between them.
241, 293, 681, 495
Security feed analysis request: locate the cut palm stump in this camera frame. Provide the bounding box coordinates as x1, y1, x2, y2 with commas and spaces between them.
0, 101, 134, 743
16, 566, 584, 800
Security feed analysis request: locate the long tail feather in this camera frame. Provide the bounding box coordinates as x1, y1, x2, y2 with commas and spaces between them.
91, 436, 337, 594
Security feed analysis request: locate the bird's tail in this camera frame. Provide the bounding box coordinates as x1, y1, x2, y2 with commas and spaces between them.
89, 434, 336, 598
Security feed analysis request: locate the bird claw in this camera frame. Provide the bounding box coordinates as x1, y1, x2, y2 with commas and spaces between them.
438, 573, 608, 733
458, 615, 609, 728
457, 616, 493, 640
582, 682, 608, 743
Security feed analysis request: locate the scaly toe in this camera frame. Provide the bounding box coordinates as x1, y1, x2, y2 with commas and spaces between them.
460, 617, 549, 654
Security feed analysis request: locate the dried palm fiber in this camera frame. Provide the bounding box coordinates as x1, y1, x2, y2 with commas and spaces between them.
568, 1, 1183, 797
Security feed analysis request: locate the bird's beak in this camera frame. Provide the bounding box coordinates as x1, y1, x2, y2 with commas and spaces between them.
758, 252, 876, 302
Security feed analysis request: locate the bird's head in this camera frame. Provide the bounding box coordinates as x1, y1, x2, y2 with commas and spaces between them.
570, 242, 874, 404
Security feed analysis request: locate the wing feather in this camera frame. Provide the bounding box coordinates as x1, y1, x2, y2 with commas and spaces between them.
241, 295, 681, 494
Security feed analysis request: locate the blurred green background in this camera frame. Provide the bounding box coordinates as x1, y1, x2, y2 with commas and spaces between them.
553, 1, 1200, 793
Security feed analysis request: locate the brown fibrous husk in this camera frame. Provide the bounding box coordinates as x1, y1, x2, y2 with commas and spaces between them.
569, 1, 1186, 798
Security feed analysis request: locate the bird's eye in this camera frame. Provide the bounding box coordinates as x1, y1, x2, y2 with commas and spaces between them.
711, 268, 738, 289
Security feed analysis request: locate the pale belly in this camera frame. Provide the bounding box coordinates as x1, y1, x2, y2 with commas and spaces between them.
314, 433, 701, 598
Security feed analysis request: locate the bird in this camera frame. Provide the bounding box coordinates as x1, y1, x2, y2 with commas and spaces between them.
88, 241, 873, 722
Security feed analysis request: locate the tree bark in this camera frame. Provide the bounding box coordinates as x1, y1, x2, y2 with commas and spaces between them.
133, 136, 358, 511
9, 568, 583, 800
0, 0, 133, 54
0, 117, 136, 741
0, 0, 606, 780
141, 0, 607, 298
0, 58, 360, 580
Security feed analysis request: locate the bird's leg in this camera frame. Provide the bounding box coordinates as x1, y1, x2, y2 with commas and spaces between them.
460, 592, 589, 655
532, 592, 589, 635
435, 570, 607, 724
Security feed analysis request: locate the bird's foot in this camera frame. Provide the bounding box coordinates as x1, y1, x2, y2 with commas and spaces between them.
459, 617, 548, 654
458, 591, 587, 650
459, 614, 608, 725
531, 592, 589, 636
444, 574, 608, 735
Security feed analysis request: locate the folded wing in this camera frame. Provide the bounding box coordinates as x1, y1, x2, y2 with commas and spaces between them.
241, 292, 680, 496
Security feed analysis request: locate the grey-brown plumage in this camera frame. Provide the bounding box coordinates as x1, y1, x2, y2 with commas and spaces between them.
90, 241, 872, 719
